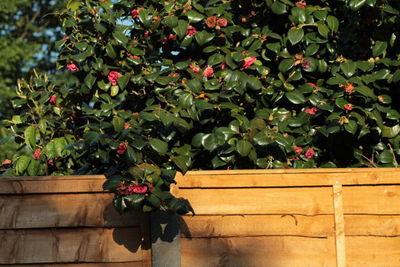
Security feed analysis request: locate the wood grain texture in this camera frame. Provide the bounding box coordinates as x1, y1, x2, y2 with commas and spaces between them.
0, 228, 145, 264
0, 193, 141, 229
175, 168, 400, 188
181, 236, 336, 267
346, 236, 400, 266
333, 185, 346, 267
0, 175, 105, 194
8, 263, 143, 267
180, 215, 335, 238
175, 187, 333, 215
345, 215, 400, 236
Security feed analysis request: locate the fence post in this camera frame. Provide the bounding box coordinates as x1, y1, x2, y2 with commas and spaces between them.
333, 183, 346, 267
151, 210, 181, 267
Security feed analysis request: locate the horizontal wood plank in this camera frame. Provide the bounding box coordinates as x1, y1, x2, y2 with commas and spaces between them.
0, 193, 141, 229
0, 175, 105, 194
345, 215, 400, 236
175, 168, 400, 188
181, 236, 336, 267
346, 236, 400, 266
180, 215, 334, 238
0, 228, 145, 264
7, 263, 143, 267
176, 187, 333, 215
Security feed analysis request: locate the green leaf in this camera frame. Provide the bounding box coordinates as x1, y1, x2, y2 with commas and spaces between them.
84, 73, 96, 89
16, 156, 31, 175
27, 158, 40, 176
149, 138, 168, 154
372, 41, 388, 57
326, 16, 339, 32
24, 126, 36, 149
382, 125, 400, 138
66, 0, 81, 11
185, 10, 204, 22
174, 20, 188, 39
173, 155, 190, 173
163, 16, 178, 28
106, 43, 117, 59
195, 31, 215, 46
378, 150, 393, 164
285, 91, 306, 104
112, 117, 124, 132
288, 28, 304, 45
236, 140, 252, 157
125, 194, 145, 210
344, 120, 358, 134
349, 0, 367, 11
278, 59, 295, 72
355, 85, 376, 99
317, 23, 329, 38
340, 61, 357, 78
166, 198, 194, 215
271, 2, 287, 15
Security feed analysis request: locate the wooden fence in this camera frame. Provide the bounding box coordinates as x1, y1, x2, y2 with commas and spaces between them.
2, 168, 400, 266
0, 175, 150, 266
174, 168, 400, 267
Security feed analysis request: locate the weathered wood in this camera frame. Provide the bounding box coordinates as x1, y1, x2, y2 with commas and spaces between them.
181, 236, 336, 267
345, 215, 400, 236
0, 228, 144, 264
0, 193, 141, 229
176, 187, 333, 215
346, 236, 400, 266
0, 175, 105, 194
180, 215, 334, 238
333, 185, 346, 267
175, 168, 400, 188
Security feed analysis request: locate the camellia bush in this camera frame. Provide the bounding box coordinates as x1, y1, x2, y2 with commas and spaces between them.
1, 0, 400, 214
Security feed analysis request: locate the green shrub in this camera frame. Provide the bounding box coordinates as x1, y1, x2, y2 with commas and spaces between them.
2, 0, 400, 214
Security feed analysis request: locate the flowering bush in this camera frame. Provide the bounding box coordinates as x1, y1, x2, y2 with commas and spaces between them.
2, 0, 400, 214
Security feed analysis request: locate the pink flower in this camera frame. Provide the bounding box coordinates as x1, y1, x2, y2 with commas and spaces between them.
189, 62, 200, 73
306, 82, 318, 87
296, 0, 307, 8
48, 159, 54, 166
344, 104, 353, 111
131, 9, 139, 19
294, 146, 303, 156
305, 107, 318, 115
242, 57, 256, 69
217, 18, 228, 27
305, 148, 315, 159
221, 60, 228, 70
33, 148, 41, 160
206, 16, 217, 28
162, 34, 176, 44
1, 159, 11, 165
203, 66, 214, 77
186, 26, 197, 36
116, 142, 128, 154
301, 59, 311, 68
49, 95, 57, 105
67, 63, 79, 71
143, 31, 150, 38
108, 71, 120, 86
126, 184, 148, 195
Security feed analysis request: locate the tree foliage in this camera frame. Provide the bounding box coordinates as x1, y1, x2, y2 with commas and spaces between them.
2, 0, 400, 214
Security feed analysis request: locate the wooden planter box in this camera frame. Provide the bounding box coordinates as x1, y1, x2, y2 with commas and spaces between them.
2, 168, 400, 266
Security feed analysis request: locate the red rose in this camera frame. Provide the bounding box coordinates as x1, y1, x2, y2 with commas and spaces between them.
33, 148, 41, 160
116, 142, 128, 154
294, 146, 303, 156
242, 57, 257, 69
49, 95, 57, 105
206, 16, 217, 28
217, 18, 228, 27
305, 148, 315, 159
305, 107, 318, 115
67, 63, 79, 71
186, 26, 197, 36
203, 66, 214, 77
344, 104, 353, 111
131, 9, 139, 19
126, 184, 148, 195
108, 71, 120, 86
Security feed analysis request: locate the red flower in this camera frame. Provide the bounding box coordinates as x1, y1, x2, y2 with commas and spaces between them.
108, 71, 120, 86
242, 57, 257, 69
186, 26, 197, 36
296, 0, 307, 8
301, 59, 311, 68
162, 34, 175, 44
33, 148, 41, 160
143, 31, 150, 38
152, 16, 161, 23
203, 66, 214, 77
241, 17, 247, 22
49, 95, 57, 105
305, 107, 318, 115
217, 18, 228, 27
124, 123, 132, 129
341, 83, 354, 95
305, 148, 315, 159
67, 63, 79, 71
306, 82, 318, 87
206, 16, 217, 28
126, 184, 148, 195
344, 104, 353, 111
131, 9, 139, 19
189, 62, 200, 73
48, 159, 54, 166
221, 60, 228, 70
116, 142, 128, 154
1, 159, 11, 165
294, 146, 303, 156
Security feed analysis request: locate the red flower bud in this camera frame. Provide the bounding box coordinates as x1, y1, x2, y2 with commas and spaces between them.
33, 148, 41, 160
108, 71, 120, 86
67, 63, 79, 71
305, 148, 315, 159
203, 66, 214, 77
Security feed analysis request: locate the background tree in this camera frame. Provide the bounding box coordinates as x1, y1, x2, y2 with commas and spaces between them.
0, 0, 65, 159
